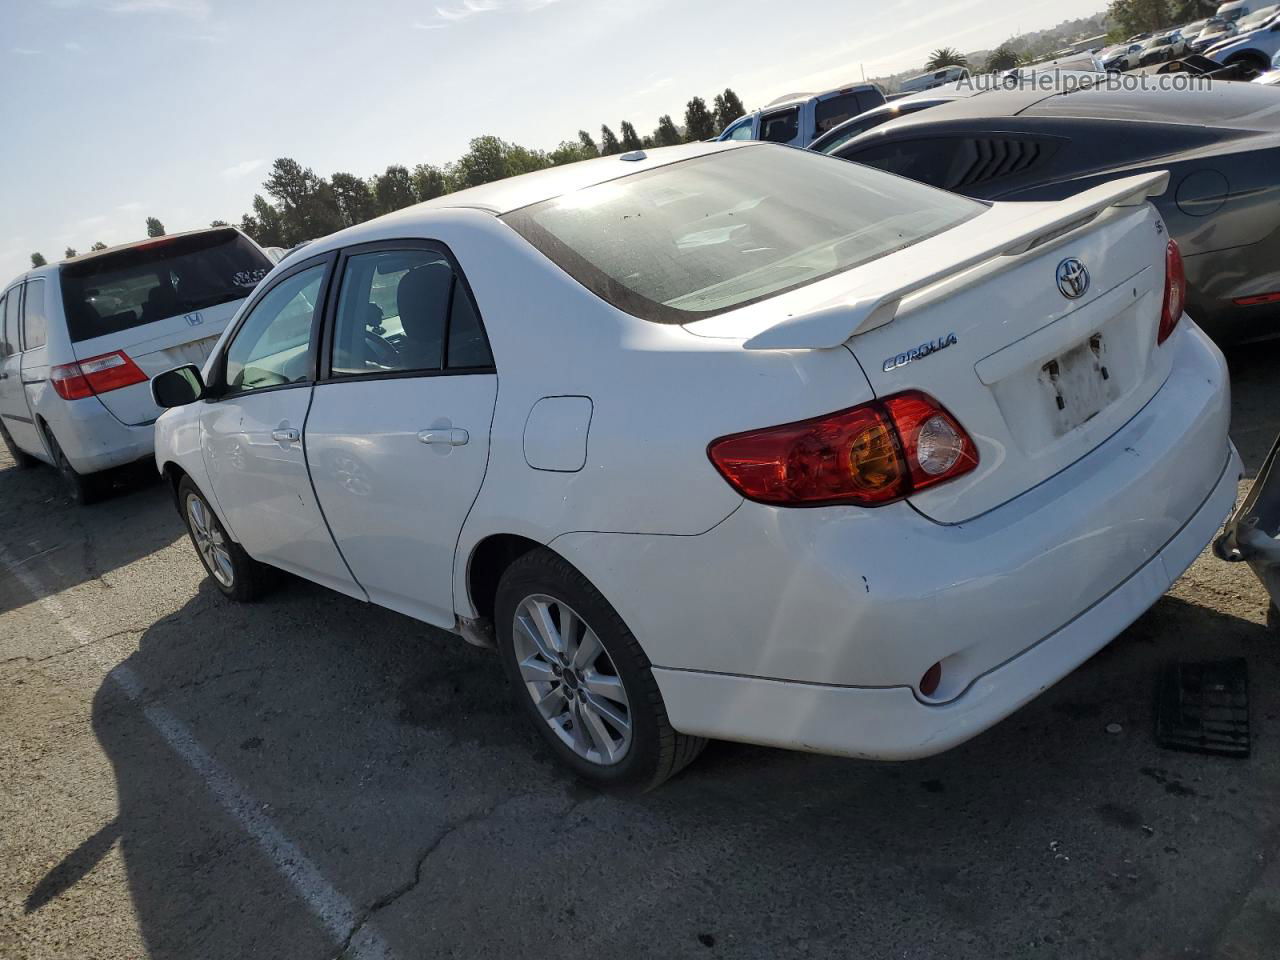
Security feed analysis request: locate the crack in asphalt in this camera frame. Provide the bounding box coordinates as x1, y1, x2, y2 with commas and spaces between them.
332, 792, 558, 959
0, 628, 142, 669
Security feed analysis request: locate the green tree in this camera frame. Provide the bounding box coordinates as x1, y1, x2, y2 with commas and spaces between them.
1107, 0, 1179, 36
410, 163, 448, 202
329, 172, 376, 225
90, 241, 108, 251
505, 143, 550, 176
64, 247, 77, 259
243, 194, 287, 247
145, 217, 165, 237
984, 45, 1021, 72
209, 219, 229, 227
450, 135, 510, 189
654, 114, 682, 146
619, 121, 643, 152
577, 130, 599, 158
713, 88, 747, 129
599, 124, 622, 155
684, 97, 717, 142
924, 47, 968, 70
373, 164, 417, 215
30, 252, 46, 267
549, 140, 593, 166
262, 158, 343, 243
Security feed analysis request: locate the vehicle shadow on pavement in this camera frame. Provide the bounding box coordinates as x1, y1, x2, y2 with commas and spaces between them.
0, 457, 177, 617
39, 568, 1280, 958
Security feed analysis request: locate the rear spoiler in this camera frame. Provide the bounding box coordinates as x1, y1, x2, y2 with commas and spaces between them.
742, 170, 1170, 351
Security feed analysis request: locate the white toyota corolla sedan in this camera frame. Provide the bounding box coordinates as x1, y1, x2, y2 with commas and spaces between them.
152, 142, 1240, 789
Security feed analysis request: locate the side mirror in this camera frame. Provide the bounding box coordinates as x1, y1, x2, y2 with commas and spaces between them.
152, 364, 205, 408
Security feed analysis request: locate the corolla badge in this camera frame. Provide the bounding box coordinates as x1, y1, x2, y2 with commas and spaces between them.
1056, 258, 1090, 300
882, 332, 958, 373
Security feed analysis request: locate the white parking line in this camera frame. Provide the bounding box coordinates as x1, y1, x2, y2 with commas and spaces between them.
0, 542, 395, 960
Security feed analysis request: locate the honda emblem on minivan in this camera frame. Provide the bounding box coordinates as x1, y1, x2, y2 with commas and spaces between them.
184, 312, 204, 326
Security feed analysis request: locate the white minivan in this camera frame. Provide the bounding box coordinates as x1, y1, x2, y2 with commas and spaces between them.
0, 227, 273, 502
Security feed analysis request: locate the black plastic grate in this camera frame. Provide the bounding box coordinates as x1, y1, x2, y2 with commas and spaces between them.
1155, 658, 1250, 758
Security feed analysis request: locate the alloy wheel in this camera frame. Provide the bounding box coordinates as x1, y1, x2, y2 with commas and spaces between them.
512, 594, 633, 765
186, 493, 234, 588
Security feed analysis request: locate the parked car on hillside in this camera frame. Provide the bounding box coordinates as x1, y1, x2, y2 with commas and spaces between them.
1102, 41, 1146, 70
1206, 5, 1280, 69
1191, 19, 1239, 51
818, 82, 1280, 345
151, 141, 1236, 789
0, 228, 273, 502
1137, 29, 1190, 66
1181, 17, 1215, 42
1217, 0, 1265, 23
716, 84, 886, 147
898, 65, 969, 94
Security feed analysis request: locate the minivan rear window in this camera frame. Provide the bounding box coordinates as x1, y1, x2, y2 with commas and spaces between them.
501, 145, 983, 324
59, 229, 271, 343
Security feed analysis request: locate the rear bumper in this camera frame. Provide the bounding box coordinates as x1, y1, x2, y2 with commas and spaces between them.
41, 395, 154, 474
653, 439, 1239, 759
554, 323, 1237, 758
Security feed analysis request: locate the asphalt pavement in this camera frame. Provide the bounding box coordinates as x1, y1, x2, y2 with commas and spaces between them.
4, 341, 1280, 960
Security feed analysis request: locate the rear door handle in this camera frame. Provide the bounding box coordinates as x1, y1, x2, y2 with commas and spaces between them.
272, 427, 300, 443
417, 428, 469, 447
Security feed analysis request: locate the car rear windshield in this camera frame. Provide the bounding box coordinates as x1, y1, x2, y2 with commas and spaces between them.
59, 229, 271, 343
501, 146, 983, 323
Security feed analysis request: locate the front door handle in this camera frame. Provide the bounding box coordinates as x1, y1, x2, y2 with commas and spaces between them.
417, 427, 469, 447
272, 427, 300, 443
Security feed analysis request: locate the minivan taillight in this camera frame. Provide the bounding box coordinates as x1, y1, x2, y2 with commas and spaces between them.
1157, 239, 1186, 345
707, 391, 978, 507
50, 351, 148, 401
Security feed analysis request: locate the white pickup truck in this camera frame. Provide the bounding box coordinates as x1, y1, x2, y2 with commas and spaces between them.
717, 83, 886, 148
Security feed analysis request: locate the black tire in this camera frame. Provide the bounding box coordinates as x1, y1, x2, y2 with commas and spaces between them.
0, 421, 39, 469
177, 476, 270, 602
44, 428, 106, 505
1228, 52, 1270, 74
495, 548, 706, 791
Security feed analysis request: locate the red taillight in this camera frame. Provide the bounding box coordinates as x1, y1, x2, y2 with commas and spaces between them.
707, 390, 978, 507
1157, 239, 1186, 345
49, 351, 148, 401
1233, 291, 1280, 307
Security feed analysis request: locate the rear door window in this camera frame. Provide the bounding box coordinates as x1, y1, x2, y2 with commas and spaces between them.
2, 288, 19, 357
22, 279, 47, 349
330, 248, 492, 377
59, 229, 271, 343
814, 92, 869, 134
760, 107, 799, 143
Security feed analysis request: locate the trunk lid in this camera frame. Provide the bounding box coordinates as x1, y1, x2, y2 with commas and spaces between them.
850, 201, 1171, 522
684, 173, 1175, 523
71, 298, 244, 424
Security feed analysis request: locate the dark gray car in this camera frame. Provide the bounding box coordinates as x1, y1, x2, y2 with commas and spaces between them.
819, 81, 1280, 343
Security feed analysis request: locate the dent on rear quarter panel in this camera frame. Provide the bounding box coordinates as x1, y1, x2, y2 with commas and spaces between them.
423, 211, 876, 617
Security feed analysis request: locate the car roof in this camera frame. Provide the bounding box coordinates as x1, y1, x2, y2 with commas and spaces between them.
1023, 82, 1280, 127
860, 81, 1280, 133
416, 141, 742, 216
57, 226, 241, 268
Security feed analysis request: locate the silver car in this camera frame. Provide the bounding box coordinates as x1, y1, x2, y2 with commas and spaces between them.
0, 227, 273, 503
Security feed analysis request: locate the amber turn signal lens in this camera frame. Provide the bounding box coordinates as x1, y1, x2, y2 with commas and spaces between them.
848, 421, 903, 494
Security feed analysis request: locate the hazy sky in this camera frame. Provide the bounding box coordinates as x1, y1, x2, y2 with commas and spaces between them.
0, 0, 1106, 278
